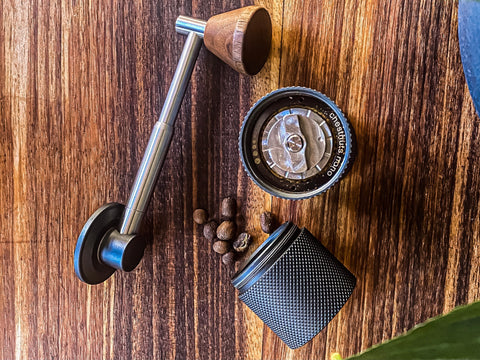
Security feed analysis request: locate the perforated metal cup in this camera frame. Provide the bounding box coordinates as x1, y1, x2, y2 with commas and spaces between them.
232, 222, 356, 349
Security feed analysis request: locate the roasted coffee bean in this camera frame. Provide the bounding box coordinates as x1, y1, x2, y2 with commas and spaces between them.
213, 240, 231, 255
221, 197, 237, 219
203, 221, 218, 240
260, 211, 276, 234
217, 220, 236, 241
193, 208, 208, 225
222, 252, 235, 266
233, 232, 252, 253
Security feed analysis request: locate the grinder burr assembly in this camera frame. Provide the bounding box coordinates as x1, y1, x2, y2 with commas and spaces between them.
240, 87, 356, 199
74, 6, 272, 285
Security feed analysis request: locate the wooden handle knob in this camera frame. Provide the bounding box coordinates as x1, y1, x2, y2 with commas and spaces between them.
204, 6, 272, 75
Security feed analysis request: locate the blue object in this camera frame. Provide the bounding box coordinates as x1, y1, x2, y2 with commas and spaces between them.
459, 0, 480, 116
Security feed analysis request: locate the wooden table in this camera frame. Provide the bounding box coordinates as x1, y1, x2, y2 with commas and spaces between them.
1, 0, 479, 359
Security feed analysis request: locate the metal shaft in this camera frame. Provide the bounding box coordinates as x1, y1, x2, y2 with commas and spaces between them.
175, 16, 206, 37
120, 23, 204, 234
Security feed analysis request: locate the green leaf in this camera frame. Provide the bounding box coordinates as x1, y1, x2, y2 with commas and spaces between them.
347, 301, 480, 360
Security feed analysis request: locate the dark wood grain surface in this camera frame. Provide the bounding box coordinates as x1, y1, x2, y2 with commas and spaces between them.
1, 0, 479, 359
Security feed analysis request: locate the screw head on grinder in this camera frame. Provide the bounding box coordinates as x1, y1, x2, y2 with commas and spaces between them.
239, 87, 356, 200
74, 203, 146, 285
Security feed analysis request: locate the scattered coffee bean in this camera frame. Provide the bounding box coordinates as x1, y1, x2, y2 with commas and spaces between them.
213, 240, 231, 255
233, 232, 252, 253
222, 252, 235, 265
197, 199, 279, 266
221, 197, 237, 219
193, 208, 208, 225
260, 211, 276, 234
203, 221, 218, 240
217, 220, 236, 241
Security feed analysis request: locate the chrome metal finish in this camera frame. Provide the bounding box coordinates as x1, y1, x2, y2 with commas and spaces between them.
99, 230, 145, 272
286, 134, 304, 153
261, 108, 333, 180
175, 16, 206, 37
119, 31, 203, 234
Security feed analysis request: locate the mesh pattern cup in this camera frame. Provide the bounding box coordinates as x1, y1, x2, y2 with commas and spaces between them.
232, 222, 356, 349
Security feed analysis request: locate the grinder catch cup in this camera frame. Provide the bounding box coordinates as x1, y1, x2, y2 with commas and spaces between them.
74, 6, 272, 285
232, 222, 356, 349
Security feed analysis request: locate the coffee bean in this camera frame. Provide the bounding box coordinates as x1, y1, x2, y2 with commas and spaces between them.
217, 220, 236, 241
233, 232, 252, 253
221, 197, 236, 219
260, 211, 276, 234
193, 208, 208, 225
222, 252, 235, 266
203, 221, 218, 240
213, 240, 231, 255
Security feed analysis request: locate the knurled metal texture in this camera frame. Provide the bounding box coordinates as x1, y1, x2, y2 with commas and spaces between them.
238, 229, 356, 349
